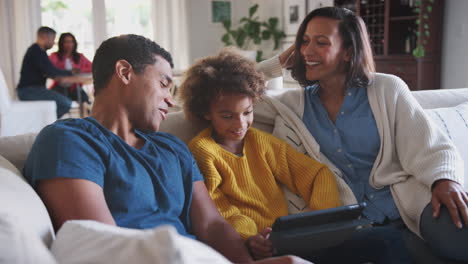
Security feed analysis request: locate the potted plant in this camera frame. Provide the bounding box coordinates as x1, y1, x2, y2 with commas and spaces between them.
221, 4, 286, 62
412, 0, 434, 58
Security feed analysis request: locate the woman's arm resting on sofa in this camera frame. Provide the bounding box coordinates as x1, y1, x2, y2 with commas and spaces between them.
37, 178, 116, 231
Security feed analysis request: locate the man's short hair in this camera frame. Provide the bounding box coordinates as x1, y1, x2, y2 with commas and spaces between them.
37, 26, 56, 36
92, 34, 174, 95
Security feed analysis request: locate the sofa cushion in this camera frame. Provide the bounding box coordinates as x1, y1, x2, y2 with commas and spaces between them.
51, 220, 230, 264
0, 155, 54, 247
425, 102, 468, 190
0, 133, 36, 171
413, 88, 468, 110
159, 112, 205, 144
0, 213, 56, 264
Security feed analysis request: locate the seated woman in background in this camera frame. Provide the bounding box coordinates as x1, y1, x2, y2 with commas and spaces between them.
49, 32, 92, 103
178, 50, 341, 260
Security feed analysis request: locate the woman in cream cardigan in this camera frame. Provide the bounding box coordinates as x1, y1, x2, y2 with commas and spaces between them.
257, 6, 467, 263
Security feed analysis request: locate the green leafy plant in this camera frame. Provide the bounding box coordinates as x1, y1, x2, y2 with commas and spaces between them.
221, 4, 286, 62
41, 0, 67, 12
412, 0, 434, 58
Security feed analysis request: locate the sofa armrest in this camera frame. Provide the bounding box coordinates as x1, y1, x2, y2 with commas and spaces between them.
0, 101, 56, 136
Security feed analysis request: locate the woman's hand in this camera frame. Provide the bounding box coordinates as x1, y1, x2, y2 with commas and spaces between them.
246, 227, 274, 260
431, 179, 468, 228
278, 44, 296, 69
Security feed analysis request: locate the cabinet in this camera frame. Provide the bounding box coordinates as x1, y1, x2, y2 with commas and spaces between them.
334, 0, 444, 90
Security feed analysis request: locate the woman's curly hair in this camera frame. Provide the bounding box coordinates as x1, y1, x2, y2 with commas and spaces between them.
178, 49, 266, 123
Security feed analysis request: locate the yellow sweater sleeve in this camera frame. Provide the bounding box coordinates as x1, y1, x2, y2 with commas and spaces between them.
205, 170, 258, 239
272, 138, 342, 210
189, 131, 258, 239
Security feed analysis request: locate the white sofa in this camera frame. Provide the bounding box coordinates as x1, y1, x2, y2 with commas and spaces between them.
0, 87, 467, 263
0, 68, 57, 137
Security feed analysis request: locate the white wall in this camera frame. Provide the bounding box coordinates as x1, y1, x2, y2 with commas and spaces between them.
187, 0, 254, 63
441, 0, 468, 89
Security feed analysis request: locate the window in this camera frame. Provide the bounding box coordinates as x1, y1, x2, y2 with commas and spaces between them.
105, 0, 153, 39
41, 0, 154, 59
41, 0, 94, 58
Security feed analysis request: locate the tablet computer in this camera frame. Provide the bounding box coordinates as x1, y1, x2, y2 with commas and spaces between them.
272, 202, 367, 232
270, 203, 370, 254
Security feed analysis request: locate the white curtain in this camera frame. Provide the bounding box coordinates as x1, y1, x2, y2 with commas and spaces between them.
151, 0, 190, 72
0, 0, 40, 99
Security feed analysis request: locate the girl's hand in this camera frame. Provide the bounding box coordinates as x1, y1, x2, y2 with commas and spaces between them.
246, 227, 275, 260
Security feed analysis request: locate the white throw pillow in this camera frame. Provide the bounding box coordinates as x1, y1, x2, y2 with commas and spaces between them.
0, 213, 57, 264
0, 133, 37, 171
51, 220, 231, 264
0, 155, 55, 247
425, 102, 468, 190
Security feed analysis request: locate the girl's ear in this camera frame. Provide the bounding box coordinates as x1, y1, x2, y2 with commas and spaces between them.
204, 113, 212, 121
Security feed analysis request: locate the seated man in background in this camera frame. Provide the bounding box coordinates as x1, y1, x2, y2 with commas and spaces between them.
23, 34, 308, 264
17, 26, 83, 118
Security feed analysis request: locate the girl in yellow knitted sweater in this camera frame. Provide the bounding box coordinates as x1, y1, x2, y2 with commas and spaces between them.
178, 50, 341, 260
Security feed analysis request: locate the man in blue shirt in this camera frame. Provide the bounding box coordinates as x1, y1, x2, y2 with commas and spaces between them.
24, 34, 308, 264
17, 27, 74, 118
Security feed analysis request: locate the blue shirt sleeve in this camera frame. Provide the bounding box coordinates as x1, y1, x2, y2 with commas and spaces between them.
190, 157, 204, 182
24, 124, 108, 188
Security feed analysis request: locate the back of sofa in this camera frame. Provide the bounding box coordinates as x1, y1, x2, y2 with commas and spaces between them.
160, 88, 468, 144
412, 88, 468, 109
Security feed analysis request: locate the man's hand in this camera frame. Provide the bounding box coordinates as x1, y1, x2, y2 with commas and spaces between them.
246, 228, 274, 260
431, 179, 468, 228
252, 255, 312, 264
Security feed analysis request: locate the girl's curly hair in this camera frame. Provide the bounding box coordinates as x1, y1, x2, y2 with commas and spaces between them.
178, 49, 266, 123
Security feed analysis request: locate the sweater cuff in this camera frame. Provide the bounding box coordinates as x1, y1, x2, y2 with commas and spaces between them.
257, 55, 283, 80
424, 153, 465, 189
